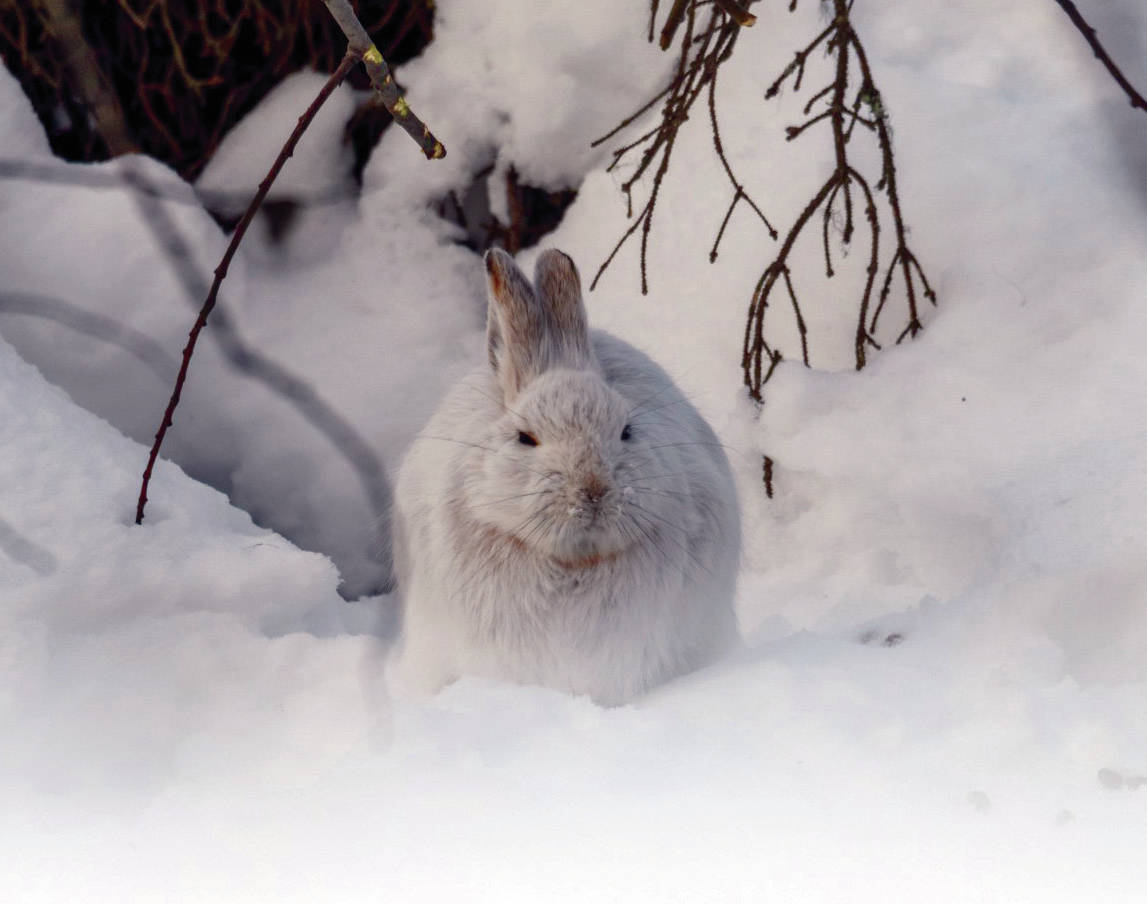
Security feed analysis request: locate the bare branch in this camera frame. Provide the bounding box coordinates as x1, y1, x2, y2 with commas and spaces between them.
321, 0, 445, 159
762, 455, 774, 498
34, 0, 135, 156
764, 23, 834, 100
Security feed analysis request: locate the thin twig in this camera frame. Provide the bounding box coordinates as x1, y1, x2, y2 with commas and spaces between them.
851, 38, 936, 340
1051, 0, 1147, 115
136, 53, 356, 524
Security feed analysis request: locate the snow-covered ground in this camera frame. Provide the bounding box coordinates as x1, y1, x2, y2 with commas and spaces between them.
2, 1, 1146, 900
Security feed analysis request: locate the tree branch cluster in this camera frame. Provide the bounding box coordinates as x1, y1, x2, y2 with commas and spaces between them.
743, 0, 936, 400
591, 1, 938, 404
591, 0, 772, 295
0, 0, 434, 178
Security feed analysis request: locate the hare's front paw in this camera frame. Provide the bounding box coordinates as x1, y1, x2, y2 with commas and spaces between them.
386, 634, 459, 701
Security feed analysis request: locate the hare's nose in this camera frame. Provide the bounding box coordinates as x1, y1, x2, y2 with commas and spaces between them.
581, 475, 608, 505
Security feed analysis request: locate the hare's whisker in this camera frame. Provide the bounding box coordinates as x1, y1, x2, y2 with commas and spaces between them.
647, 440, 751, 463
416, 434, 552, 477
628, 395, 698, 419
628, 504, 713, 577
467, 490, 549, 509
465, 383, 526, 420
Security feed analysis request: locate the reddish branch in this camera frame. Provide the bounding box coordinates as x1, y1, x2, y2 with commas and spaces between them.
136, 53, 357, 524
1051, 0, 1147, 115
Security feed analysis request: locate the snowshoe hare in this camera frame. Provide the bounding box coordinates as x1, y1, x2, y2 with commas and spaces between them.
391, 248, 739, 705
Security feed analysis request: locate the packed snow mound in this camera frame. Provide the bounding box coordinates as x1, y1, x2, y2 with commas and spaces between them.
360, 0, 669, 200
0, 0, 672, 597
0, 333, 377, 796
197, 69, 358, 205
196, 69, 361, 265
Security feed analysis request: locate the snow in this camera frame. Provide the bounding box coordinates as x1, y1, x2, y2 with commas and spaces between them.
197, 70, 359, 205
2, 0, 1147, 900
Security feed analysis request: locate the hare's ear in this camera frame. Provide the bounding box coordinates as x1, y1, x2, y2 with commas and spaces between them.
534, 249, 595, 371
484, 248, 547, 402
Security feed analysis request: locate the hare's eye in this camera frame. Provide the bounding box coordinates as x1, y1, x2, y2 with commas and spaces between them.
518, 431, 539, 447
620, 424, 632, 441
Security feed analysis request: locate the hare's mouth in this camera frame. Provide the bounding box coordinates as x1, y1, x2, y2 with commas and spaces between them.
549, 548, 624, 570
545, 520, 630, 567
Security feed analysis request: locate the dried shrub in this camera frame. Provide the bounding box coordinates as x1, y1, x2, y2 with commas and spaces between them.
593, 1, 937, 404
0, 0, 433, 179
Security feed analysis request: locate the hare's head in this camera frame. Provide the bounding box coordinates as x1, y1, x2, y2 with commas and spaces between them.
464, 249, 676, 567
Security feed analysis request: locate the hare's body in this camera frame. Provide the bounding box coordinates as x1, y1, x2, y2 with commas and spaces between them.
392, 250, 739, 705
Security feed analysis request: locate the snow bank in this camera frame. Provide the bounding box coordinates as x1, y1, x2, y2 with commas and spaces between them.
0, 327, 382, 798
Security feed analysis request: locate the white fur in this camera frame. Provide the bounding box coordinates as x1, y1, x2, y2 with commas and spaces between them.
391, 249, 740, 705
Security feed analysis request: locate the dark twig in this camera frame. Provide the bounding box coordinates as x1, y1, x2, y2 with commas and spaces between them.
136, 53, 356, 524
1051, 0, 1147, 115
850, 38, 936, 343
648, 0, 662, 43
708, 57, 777, 261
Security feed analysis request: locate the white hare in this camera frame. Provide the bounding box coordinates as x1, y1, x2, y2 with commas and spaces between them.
391, 248, 740, 705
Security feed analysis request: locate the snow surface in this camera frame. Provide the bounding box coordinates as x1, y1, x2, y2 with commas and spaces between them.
2, 0, 1146, 900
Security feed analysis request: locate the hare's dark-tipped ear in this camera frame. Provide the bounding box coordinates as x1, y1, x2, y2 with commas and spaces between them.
484, 248, 546, 402
534, 249, 594, 370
